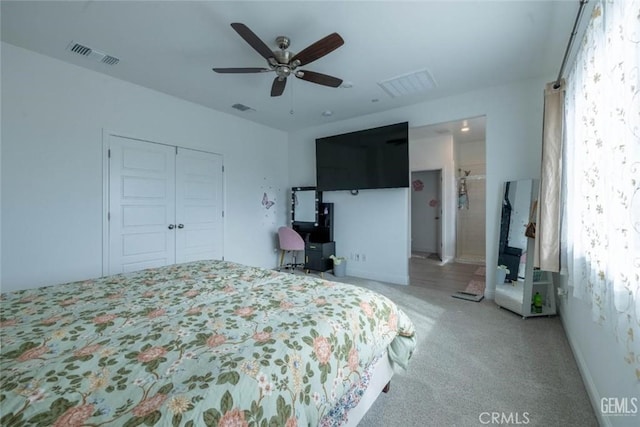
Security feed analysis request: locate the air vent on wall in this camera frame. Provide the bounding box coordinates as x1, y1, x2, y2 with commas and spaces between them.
66, 41, 120, 66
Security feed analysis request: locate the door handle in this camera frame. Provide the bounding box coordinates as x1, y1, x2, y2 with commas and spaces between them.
178, 224, 184, 229
168, 224, 175, 230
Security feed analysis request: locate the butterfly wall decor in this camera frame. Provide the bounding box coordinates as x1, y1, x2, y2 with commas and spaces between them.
262, 192, 275, 209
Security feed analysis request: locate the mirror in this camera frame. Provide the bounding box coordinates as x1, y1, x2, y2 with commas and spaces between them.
292, 187, 320, 224
498, 179, 536, 282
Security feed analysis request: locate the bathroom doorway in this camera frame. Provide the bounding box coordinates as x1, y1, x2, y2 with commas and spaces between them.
409, 116, 486, 267
455, 118, 486, 264
410, 169, 442, 261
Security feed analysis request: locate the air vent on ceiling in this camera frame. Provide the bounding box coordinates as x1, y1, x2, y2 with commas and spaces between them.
378, 68, 437, 98
232, 103, 254, 112
66, 41, 120, 66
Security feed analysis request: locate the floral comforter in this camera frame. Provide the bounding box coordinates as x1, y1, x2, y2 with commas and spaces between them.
0, 260, 415, 426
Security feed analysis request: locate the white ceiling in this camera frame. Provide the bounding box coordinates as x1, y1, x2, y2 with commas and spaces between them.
1, 1, 584, 132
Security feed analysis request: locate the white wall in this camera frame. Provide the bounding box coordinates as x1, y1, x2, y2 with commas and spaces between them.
289, 77, 545, 293
558, 277, 639, 427
0, 42, 3, 285
322, 188, 409, 285
1, 42, 289, 291
410, 133, 455, 261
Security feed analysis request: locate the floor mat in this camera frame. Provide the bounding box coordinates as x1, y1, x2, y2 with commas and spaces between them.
451, 291, 484, 302
411, 252, 440, 261
464, 279, 486, 295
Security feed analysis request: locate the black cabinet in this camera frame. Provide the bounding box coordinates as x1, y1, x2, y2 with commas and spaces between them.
305, 241, 335, 272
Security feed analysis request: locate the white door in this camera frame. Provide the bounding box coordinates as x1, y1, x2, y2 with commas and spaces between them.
436, 169, 443, 261
175, 148, 223, 263
108, 136, 176, 274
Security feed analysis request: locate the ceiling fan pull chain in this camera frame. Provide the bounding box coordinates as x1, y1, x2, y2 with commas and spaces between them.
290, 79, 295, 115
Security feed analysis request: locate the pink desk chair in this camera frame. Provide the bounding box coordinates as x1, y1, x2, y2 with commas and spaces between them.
277, 226, 305, 272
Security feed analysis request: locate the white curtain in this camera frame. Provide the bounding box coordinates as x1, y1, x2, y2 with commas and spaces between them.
563, 0, 640, 379
535, 81, 564, 272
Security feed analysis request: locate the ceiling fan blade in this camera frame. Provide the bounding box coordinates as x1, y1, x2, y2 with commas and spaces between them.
291, 33, 344, 66
212, 67, 271, 73
230, 23, 275, 61
296, 70, 343, 88
271, 77, 287, 97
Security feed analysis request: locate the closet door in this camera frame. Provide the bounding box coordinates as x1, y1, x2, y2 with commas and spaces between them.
175, 148, 223, 263
108, 136, 176, 274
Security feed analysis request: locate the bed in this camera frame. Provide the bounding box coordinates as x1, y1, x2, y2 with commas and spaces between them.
0, 260, 415, 426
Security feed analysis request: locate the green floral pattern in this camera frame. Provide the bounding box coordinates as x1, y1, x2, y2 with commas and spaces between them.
0, 260, 415, 426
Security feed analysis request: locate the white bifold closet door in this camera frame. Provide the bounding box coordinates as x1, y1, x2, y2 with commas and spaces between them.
108, 135, 223, 275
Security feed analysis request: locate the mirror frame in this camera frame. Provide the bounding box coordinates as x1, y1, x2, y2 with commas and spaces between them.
291, 186, 321, 226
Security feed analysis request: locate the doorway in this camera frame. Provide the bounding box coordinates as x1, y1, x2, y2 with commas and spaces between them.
409, 116, 486, 286
454, 120, 486, 265
456, 170, 486, 264
410, 169, 442, 261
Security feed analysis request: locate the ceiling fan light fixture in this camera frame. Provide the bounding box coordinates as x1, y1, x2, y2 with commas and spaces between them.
214, 23, 345, 97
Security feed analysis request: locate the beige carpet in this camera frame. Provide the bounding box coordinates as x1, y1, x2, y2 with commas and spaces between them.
287, 268, 597, 426
318, 272, 598, 426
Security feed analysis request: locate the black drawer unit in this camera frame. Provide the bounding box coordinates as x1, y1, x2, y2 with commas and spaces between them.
305, 241, 335, 272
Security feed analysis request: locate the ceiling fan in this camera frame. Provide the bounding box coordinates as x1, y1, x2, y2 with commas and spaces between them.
213, 23, 344, 97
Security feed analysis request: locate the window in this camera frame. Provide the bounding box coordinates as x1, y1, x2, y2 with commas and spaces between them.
563, 0, 639, 378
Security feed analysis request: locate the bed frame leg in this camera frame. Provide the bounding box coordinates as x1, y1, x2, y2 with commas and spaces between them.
382, 382, 391, 393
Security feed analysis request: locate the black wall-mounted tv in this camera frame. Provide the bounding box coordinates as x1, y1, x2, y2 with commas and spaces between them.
315, 122, 409, 191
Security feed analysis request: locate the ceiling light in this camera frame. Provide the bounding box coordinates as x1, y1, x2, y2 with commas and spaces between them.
340, 81, 354, 88
461, 120, 470, 132
322, 110, 333, 117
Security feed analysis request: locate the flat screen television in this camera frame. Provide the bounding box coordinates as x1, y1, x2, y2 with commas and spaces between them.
315, 122, 409, 191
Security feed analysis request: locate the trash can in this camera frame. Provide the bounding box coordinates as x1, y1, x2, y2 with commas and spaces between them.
333, 260, 346, 277
497, 267, 508, 285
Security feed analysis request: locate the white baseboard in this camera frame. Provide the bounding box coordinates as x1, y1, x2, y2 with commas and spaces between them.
559, 309, 608, 427
348, 268, 409, 286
